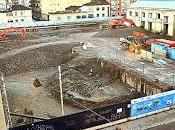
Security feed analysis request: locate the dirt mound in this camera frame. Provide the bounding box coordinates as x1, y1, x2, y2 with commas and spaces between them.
94, 26, 175, 40
44, 57, 138, 108
0, 44, 79, 76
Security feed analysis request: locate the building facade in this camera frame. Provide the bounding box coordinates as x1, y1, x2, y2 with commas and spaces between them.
30, 0, 92, 20
0, 4, 32, 24
127, 0, 175, 36
106, 0, 137, 16
49, 0, 110, 21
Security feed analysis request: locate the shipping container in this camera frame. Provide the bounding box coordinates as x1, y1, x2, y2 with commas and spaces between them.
151, 43, 168, 57
167, 48, 175, 60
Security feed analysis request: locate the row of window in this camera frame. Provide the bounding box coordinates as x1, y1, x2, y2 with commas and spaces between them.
77, 14, 105, 19
96, 7, 106, 11
8, 19, 25, 23
6, 11, 24, 17
129, 11, 169, 21
57, 13, 106, 20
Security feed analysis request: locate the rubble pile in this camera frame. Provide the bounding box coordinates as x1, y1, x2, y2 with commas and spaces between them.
44, 57, 137, 107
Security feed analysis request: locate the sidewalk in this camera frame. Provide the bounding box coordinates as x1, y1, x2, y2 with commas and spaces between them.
101, 109, 175, 130
0, 91, 7, 130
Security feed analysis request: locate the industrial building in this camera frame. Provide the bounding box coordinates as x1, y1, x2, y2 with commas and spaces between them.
127, 0, 175, 36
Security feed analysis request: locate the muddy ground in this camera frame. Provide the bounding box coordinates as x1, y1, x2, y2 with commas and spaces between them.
1, 25, 173, 127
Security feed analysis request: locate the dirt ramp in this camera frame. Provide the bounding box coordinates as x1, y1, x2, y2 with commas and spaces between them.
0, 44, 79, 76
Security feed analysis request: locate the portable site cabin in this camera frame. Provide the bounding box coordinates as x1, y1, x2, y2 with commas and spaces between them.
151, 39, 175, 59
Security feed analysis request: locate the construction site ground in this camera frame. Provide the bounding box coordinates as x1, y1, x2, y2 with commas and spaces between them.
0, 25, 175, 128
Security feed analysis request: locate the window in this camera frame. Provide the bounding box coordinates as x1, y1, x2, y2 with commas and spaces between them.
96, 7, 99, 11
141, 12, 145, 17
67, 16, 71, 19
21, 19, 24, 22
8, 20, 13, 23
164, 16, 169, 23
156, 13, 160, 19
57, 17, 61, 20
102, 7, 105, 10
14, 11, 17, 16
148, 13, 152, 18
97, 14, 99, 17
6, 12, 13, 16
15, 19, 18, 22
76, 16, 81, 19
129, 11, 132, 16
135, 12, 138, 17
82, 15, 86, 19
21, 11, 23, 16
102, 14, 105, 17
88, 14, 94, 18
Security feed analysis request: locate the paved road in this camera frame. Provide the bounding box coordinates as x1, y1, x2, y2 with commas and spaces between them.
147, 121, 175, 130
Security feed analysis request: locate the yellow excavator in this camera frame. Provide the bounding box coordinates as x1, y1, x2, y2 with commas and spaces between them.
120, 31, 150, 53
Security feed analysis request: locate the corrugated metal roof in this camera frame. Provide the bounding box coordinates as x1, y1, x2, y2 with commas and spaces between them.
128, 0, 175, 9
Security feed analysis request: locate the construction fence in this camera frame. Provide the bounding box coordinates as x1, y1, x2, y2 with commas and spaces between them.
0, 17, 121, 29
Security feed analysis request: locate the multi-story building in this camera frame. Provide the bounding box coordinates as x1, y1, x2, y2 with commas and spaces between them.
127, 0, 175, 36
106, 0, 137, 16
49, 0, 110, 21
0, 4, 32, 24
34, 0, 91, 20
8, 0, 30, 7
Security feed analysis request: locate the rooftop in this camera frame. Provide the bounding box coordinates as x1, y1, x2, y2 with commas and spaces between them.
12, 4, 31, 11
128, 0, 175, 9
65, 6, 82, 12
83, 0, 109, 6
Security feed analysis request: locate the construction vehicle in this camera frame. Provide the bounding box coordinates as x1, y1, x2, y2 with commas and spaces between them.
120, 31, 152, 53
0, 27, 27, 40
108, 17, 135, 28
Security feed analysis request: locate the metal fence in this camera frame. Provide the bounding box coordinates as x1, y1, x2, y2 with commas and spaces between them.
0, 16, 122, 29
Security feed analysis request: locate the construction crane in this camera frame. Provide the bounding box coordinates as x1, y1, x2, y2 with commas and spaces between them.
0, 27, 27, 40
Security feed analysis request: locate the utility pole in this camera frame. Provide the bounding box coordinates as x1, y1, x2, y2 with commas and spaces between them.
1, 73, 12, 128
58, 65, 64, 116
141, 62, 145, 77
173, 74, 174, 86
109, 0, 112, 19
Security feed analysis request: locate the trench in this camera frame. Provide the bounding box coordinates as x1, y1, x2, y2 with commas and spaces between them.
0, 42, 166, 127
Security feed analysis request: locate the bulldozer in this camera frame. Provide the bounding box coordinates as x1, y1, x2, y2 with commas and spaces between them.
120, 31, 151, 53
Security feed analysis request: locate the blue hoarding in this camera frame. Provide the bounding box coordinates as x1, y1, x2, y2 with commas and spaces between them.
130, 90, 175, 117
10, 101, 130, 130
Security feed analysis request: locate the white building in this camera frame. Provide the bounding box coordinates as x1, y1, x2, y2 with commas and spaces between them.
80, 0, 110, 18
127, 0, 175, 36
49, 0, 110, 21
0, 4, 32, 24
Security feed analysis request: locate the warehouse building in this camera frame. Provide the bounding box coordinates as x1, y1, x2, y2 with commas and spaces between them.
127, 0, 175, 36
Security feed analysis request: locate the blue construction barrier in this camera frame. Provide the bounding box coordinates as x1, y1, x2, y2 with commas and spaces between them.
130, 90, 175, 118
